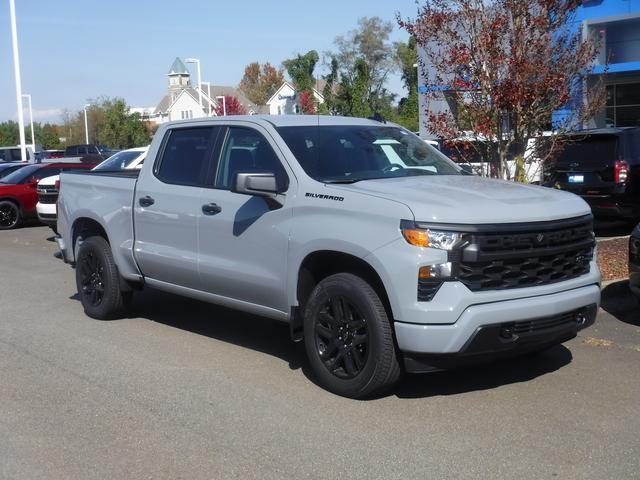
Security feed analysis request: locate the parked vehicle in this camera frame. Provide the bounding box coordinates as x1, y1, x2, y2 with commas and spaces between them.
440, 137, 544, 183
0, 162, 98, 230
37, 150, 65, 161
630, 223, 640, 298
56, 116, 600, 398
0, 162, 28, 179
36, 147, 148, 232
0, 145, 35, 163
63, 144, 110, 163
545, 127, 640, 220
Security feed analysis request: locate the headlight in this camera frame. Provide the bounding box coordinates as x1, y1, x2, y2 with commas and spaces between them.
402, 225, 464, 280
401, 227, 462, 250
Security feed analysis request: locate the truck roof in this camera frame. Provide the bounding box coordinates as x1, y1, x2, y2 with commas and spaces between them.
165, 115, 386, 128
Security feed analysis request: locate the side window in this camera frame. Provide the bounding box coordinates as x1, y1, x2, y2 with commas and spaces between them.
156, 127, 217, 186
215, 127, 288, 191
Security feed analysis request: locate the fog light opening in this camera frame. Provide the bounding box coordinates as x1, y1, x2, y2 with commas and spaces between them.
500, 323, 515, 340
575, 312, 586, 327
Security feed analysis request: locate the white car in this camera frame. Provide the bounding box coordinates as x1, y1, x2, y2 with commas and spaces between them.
36, 147, 148, 232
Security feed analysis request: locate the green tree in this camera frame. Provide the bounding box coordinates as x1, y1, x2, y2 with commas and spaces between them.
395, 37, 419, 131
0, 121, 19, 147
283, 50, 319, 93
100, 99, 149, 149
328, 17, 397, 117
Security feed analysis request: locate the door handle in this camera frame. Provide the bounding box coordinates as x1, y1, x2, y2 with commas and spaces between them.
139, 196, 155, 207
202, 203, 222, 215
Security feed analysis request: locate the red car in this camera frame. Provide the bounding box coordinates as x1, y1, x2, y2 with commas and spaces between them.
0, 162, 96, 230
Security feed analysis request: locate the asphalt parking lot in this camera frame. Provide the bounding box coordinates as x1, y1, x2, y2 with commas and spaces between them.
1, 226, 639, 479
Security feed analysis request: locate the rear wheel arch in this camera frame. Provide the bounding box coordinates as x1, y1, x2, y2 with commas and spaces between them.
71, 217, 110, 259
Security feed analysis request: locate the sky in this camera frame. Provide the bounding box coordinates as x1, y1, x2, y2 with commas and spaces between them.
0, 0, 420, 123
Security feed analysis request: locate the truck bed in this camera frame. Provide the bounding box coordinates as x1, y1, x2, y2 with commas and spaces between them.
57, 169, 142, 281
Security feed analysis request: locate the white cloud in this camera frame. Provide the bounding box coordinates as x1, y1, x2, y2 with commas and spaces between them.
11, 108, 64, 123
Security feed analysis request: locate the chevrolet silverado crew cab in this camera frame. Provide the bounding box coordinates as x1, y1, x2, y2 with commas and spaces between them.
55, 116, 600, 398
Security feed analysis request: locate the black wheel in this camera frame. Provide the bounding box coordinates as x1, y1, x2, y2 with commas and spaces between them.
75, 236, 130, 320
303, 273, 400, 398
0, 200, 21, 230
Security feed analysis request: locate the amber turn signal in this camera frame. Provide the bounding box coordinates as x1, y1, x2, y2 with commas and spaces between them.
402, 229, 429, 247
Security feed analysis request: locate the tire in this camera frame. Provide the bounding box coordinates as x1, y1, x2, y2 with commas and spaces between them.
75, 236, 130, 320
0, 200, 21, 230
303, 273, 400, 399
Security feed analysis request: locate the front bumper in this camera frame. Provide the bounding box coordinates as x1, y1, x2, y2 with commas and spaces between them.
54, 235, 72, 264
394, 283, 600, 369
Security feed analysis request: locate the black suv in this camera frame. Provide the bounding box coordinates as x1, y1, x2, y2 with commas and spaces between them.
545, 127, 640, 219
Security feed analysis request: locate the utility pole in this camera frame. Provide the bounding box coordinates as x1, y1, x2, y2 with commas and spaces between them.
9, 0, 27, 162
83, 104, 90, 144
22, 94, 35, 150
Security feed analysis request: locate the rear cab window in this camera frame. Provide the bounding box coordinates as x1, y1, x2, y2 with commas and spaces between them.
155, 127, 220, 187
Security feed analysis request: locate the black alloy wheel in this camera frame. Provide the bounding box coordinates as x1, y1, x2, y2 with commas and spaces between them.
0, 201, 20, 229
314, 296, 369, 379
303, 273, 400, 399
78, 250, 105, 307
75, 236, 132, 320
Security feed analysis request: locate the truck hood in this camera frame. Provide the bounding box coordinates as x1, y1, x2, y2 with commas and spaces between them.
334, 176, 591, 224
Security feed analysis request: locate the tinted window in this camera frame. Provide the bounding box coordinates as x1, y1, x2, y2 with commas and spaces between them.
215, 127, 288, 191
65, 146, 77, 156
94, 150, 144, 171
277, 125, 460, 183
156, 127, 217, 186
556, 135, 618, 165
0, 165, 24, 179
0, 165, 44, 184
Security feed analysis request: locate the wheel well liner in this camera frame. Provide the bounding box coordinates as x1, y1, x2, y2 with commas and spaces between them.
72, 217, 110, 255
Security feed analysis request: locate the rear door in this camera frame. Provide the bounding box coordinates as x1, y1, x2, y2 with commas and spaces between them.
133, 126, 222, 289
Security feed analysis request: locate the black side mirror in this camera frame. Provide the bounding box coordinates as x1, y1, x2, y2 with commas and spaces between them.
232, 172, 279, 197
460, 164, 474, 175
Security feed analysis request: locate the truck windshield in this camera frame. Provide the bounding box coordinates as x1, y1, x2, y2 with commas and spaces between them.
277, 125, 461, 183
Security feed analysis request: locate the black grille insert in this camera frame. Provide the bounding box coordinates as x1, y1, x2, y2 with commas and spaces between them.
457, 216, 594, 292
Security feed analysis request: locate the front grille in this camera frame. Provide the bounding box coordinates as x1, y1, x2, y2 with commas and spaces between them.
37, 193, 58, 204
457, 216, 594, 292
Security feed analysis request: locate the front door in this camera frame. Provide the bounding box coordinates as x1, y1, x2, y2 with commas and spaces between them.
197, 125, 293, 313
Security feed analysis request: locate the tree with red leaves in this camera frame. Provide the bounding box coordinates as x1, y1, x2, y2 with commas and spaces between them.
399, 0, 606, 180
298, 90, 317, 115
214, 96, 247, 116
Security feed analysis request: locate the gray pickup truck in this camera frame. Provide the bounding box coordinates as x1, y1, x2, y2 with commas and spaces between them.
56, 116, 600, 398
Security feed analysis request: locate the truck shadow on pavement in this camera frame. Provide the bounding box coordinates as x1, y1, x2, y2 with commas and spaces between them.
94, 286, 576, 399
601, 280, 639, 326
394, 346, 572, 399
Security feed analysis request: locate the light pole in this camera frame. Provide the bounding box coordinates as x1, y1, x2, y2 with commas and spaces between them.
22, 94, 35, 150
9, 0, 27, 162
201, 81, 213, 116
216, 96, 227, 116
185, 57, 203, 116
83, 104, 90, 144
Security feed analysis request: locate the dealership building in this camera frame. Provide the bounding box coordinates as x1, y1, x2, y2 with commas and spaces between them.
418, 0, 640, 136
